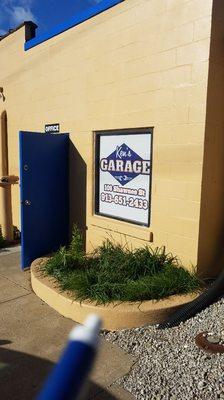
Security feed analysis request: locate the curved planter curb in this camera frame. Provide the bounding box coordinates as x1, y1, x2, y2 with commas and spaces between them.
31, 257, 201, 331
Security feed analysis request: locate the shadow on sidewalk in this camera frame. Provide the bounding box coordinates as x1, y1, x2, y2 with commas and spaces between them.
0, 346, 118, 400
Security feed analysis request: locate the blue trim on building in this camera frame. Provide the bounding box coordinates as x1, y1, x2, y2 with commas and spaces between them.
24, 0, 124, 51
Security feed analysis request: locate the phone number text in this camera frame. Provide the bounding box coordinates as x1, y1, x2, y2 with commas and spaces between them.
100, 193, 148, 210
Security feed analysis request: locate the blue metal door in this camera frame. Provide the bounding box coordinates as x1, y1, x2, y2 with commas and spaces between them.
19, 131, 69, 269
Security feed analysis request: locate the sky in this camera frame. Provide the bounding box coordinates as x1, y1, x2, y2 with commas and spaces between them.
0, 0, 103, 36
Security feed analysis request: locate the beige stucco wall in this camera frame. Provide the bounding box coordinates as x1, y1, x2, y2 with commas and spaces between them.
0, 0, 217, 273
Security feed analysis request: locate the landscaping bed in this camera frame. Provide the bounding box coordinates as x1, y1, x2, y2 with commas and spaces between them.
41, 227, 201, 304
30, 227, 203, 330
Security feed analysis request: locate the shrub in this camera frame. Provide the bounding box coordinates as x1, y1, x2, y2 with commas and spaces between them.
0, 227, 6, 248
42, 227, 201, 304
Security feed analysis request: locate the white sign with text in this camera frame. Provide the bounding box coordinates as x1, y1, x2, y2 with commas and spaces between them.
96, 132, 152, 226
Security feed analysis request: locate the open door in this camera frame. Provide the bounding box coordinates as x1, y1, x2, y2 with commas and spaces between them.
19, 131, 69, 269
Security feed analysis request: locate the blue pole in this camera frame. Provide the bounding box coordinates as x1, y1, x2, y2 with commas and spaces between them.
36, 314, 102, 400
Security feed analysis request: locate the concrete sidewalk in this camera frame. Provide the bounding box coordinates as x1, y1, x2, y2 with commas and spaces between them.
0, 249, 136, 400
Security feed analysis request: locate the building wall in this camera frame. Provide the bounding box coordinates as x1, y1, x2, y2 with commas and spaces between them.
0, 0, 214, 271
197, 0, 224, 277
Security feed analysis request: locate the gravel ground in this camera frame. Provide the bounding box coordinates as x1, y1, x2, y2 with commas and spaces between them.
103, 298, 224, 400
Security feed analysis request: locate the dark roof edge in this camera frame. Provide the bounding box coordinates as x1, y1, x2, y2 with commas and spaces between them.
0, 21, 37, 43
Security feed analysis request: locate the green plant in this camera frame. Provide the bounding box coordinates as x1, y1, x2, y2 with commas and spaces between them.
0, 227, 6, 248
69, 225, 85, 264
42, 226, 201, 304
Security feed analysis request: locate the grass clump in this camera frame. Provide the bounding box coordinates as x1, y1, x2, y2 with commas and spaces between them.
42, 226, 201, 304
0, 227, 6, 248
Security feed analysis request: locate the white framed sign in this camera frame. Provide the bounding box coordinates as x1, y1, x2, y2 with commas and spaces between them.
95, 129, 153, 226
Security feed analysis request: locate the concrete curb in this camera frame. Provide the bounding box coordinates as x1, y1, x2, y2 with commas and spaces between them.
31, 257, 201, 331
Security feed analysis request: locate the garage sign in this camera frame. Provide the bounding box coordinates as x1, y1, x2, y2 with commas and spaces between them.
95, 130, 153, 226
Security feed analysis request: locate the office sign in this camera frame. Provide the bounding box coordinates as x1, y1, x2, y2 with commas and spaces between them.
95, 129, 153, 226
45, 123, 60, 133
